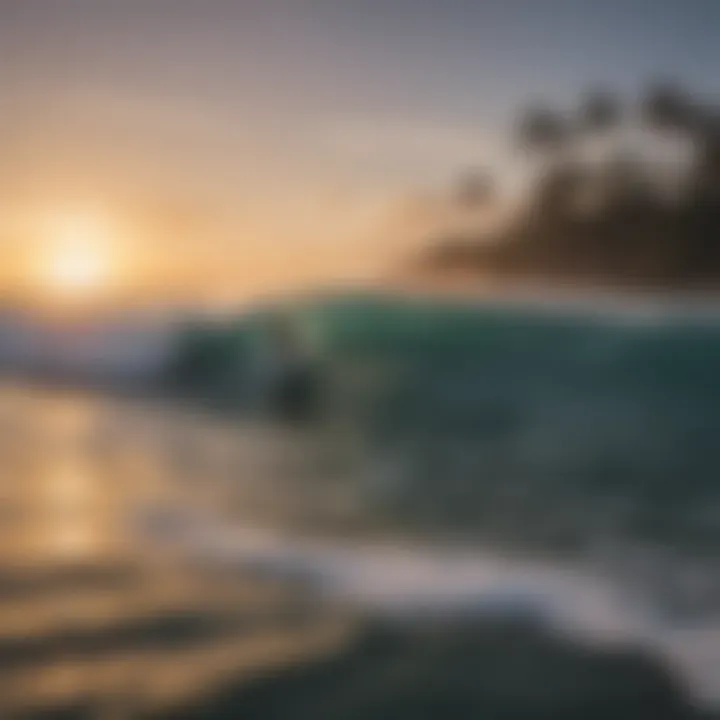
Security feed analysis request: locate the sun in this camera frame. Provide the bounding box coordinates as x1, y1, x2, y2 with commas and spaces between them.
37, 214, 116, 297
47, 246, 109, 293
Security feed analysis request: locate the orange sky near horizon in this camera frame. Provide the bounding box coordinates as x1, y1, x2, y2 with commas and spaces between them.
0, 1, 523, 311
0, 191, 453, 313
2, 0, 717, 310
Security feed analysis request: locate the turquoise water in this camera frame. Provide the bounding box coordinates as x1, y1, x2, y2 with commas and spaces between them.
273, 294, 720, 549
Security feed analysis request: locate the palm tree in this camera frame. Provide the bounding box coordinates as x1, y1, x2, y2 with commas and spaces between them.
579, 90, 621, 134
516, 106, 569, 156
642, 82, 720, 200
641, 82, 696, 134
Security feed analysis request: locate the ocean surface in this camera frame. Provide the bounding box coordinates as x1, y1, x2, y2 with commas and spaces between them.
1, 297, 720, 716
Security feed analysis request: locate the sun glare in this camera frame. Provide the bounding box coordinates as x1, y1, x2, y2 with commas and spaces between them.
48, 247, 109, 293
37, 214, 117, 298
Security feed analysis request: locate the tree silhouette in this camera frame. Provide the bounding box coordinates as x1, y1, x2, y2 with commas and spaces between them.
642, 82, 696, 135
517, 106, 569, 156
424, 82, 720, 288
579, 89, 621, 134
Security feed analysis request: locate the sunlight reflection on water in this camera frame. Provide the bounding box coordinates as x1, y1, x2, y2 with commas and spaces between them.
2, 385, 720, 713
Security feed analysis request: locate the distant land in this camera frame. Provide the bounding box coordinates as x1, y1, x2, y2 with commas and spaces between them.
419, 83, 720, 292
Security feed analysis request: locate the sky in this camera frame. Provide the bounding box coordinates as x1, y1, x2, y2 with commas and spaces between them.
1, 0, 719, 309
